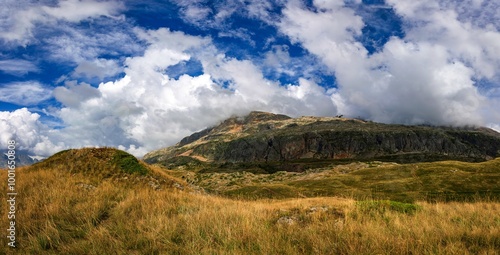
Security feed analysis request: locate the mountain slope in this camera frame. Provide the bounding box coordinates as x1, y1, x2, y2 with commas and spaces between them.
144, 111, 500, 165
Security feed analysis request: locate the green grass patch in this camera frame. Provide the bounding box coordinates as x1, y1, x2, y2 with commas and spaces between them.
356, 200, 421, 214
161, 156, 205, 168
112, 150, 148, 175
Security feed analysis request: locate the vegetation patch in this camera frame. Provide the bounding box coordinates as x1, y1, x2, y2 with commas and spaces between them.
356, 200, 421, 215
112, 150, 148, 175
161, 156, 204, 168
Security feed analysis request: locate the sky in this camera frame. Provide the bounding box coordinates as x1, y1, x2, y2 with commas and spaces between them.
1, 0, 499, 157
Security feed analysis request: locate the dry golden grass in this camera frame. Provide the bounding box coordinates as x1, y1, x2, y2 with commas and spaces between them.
1, 162, 499, 255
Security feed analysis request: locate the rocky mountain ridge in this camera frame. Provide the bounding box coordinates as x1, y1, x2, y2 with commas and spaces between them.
144, 111, 500, 165
1, 149, 45, 168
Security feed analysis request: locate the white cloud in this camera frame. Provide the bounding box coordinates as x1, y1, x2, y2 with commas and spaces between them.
0, 108, 64, 156
279, 0, 367, 74
181, 4, 212, 24
244, 0, 276, 23
366, 39, 484, 125
391, 0, 499, 30
0, 0, 138, 86
39, 28, 338, 156
73, 58, 122, 79
0, 81, 52, 106
0, 59, 39, 76
386, 0, 500, 80
43, 24, 142, 64
0, 0, 124, 45
264, 45, 291, 67
277, 0, 498, 127
172, 0, 231, 29
41, 0, 124, 22
218, 28, 256, 46
53, 81, 101, 108
489, 124, 500, 133
172, 0, 281, 35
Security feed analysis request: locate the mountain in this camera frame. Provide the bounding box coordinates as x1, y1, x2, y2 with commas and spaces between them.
1, 149, 45, 168
144, 111, 500, 166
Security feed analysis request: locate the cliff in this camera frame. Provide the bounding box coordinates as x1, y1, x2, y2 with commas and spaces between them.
144, 111, 500, 165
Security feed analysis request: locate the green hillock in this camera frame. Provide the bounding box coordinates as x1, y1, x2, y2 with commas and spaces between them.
31, 147, 148, 178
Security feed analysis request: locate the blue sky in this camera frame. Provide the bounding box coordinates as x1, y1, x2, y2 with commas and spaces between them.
1, 0, 499, 157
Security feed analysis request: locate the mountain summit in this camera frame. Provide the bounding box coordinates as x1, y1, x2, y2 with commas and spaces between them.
144, 111, 500, 165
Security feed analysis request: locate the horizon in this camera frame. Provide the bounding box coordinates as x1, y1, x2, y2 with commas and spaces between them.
1, 0, 499, 157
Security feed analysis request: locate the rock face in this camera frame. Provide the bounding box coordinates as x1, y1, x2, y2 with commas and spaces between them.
144, 111, 500, 164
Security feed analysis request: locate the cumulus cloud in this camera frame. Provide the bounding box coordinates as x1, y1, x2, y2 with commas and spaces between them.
367, 40, 484, 125
277, 0, 498, 127
387, 0, 500, 80
42, 28, 338, 156
0, 81, 52, 106
0, 108, 64, 156
279, 0, 367, 75
53, 81, 101, 108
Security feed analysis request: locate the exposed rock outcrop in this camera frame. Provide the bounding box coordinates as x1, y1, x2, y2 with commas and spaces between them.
144, 111, 500, 164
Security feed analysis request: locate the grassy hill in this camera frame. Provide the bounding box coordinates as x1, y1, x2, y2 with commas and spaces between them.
1, 148, 499, 254
30, 147, 149, 177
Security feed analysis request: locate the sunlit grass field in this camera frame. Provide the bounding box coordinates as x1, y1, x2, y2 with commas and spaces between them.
1, 148, 499, 254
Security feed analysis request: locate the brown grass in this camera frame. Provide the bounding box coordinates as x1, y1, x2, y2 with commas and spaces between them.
0, 158, 499, 254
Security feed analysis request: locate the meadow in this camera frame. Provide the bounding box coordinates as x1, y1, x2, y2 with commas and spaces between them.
0, 148, 499, 254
